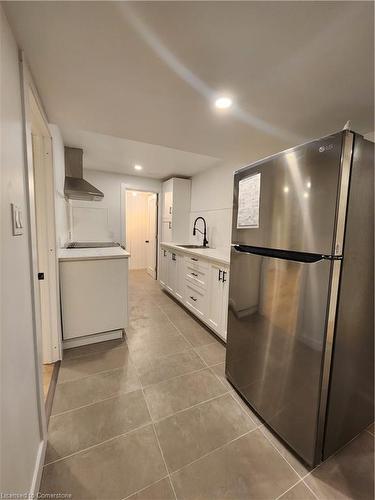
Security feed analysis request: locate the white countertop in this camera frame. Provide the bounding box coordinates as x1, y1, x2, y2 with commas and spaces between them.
59, 247, 131, 262
161, 242, 230, 265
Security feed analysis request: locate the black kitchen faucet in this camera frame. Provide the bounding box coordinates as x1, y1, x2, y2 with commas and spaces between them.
193, 217, 208, 247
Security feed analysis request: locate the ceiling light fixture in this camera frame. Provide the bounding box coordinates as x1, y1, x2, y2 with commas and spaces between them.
134, 164, 143, 171
214, 96, 233, 109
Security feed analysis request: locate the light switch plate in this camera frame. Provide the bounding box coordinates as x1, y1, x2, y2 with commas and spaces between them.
11, 203, 23, 236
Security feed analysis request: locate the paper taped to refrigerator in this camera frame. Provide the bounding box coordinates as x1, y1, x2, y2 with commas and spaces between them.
237, 173, 261, 228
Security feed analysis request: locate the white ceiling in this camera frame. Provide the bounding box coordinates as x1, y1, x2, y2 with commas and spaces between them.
60, 127, 219, 179
4, 1, 374, 171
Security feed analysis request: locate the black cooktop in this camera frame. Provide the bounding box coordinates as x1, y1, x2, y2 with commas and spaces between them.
66, 242, 120, 249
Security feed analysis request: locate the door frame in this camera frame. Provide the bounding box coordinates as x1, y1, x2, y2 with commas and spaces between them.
146, 193, 158, 279
20, 53, 61, 493
120, 184, 160, 279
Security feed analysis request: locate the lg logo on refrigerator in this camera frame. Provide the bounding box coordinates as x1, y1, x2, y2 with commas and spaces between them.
319, 144, 334, 153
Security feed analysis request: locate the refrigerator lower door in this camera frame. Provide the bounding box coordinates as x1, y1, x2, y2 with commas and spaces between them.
225, 246, 333, 465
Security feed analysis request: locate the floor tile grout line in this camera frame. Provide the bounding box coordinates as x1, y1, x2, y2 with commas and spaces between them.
151, 423, 179, 500
169, 428, 256, 477
57, 360, 135, 386
120, 476, 170, 500
132, 356, 179, 500
128, 344, 196, 366
165, 310, 219, 358
61, 343, 127, 363
296, 426, 371, 485
139, 365, 213, 392
50, 384, 143, 418
273, 477, 304, 500
128, 333, 260, 496
206, 365, 234, 392
259, 425, 309, 481
43, 420, 153, 467
141, 363, 215, 390
165, 313, 213, 369
152, 391, 231, 426
302, 479, 321, 500
227, 392, 263, 429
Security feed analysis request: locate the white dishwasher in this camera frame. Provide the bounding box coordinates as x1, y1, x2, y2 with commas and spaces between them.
59, 246, 130, 348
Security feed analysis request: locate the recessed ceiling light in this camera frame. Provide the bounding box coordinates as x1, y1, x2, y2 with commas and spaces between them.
134, 164, 143, 171
214, 96, 233, 109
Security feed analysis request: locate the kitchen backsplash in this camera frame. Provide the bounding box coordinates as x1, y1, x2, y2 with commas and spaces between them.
189, 208, 232, 251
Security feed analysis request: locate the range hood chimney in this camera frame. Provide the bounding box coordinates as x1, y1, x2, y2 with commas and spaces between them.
64, 147, 104, 201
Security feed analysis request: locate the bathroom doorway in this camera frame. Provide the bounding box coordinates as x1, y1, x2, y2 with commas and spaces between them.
125, 190, 158, 278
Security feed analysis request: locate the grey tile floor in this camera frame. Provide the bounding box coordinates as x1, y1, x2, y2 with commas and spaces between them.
40, 270, 374, 500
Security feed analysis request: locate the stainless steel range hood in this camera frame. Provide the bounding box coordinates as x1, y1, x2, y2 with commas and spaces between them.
64, 147, 104, 201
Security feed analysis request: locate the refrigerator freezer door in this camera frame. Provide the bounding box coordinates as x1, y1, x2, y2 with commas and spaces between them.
225, 246, 332, 465
232, 132, 344, 255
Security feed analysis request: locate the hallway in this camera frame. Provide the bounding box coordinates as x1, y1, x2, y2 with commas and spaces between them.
40, 271, 374, 500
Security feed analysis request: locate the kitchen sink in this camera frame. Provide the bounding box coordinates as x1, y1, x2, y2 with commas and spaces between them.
176, 244, 210, 249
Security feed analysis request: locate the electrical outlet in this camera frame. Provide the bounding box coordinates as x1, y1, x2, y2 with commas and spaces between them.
11, 203, 23, 236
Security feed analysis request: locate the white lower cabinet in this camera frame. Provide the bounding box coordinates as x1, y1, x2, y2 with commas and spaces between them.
159, 248, 185, 301
159, 248, 169, 288
207, 263, 229, 341
186, 281, 208, 320
159, 245, 229, 341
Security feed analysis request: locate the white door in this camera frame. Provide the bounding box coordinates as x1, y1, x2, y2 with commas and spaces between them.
32, 133, 61, 363
146, 194, 157, 279
207, 263, 224, 333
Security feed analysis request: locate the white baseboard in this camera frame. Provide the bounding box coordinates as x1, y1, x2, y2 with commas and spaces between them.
30, 439, 46, 497
63, 329, 123, 350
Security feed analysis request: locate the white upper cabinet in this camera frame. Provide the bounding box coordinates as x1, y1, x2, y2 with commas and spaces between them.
161, 178, 191, 243
162, 179, 173, 220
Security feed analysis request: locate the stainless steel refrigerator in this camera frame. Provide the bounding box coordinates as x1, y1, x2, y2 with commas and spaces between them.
225, 130, 374, 466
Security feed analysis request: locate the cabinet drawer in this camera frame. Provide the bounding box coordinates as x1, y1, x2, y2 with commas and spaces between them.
185, 282, 208, 319
184, 255, 209, 272
185, 263, 207, 290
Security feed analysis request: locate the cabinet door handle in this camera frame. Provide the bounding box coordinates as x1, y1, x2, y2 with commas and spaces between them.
218, 269, 222, 281
191, 272, 198, 277
222, 271, 227, 283
172, 253, 176, 261
191, 257, 198, 261
169, 206, 172, 214
190, 296, 197, 302
163, 250, 166, 256
168, 221, 172, 229
145, 240, 149, 243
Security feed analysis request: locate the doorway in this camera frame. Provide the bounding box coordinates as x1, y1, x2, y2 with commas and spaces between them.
25, 79, 61, 402
125, 190, 158, 278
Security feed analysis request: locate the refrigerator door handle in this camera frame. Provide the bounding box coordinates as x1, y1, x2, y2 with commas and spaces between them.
232, 244, 333, 263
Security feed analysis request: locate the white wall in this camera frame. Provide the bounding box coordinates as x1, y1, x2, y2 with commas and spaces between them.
74, 169, 161, 243
0, 7, 43, 494
50, 124, 70, 247
190, 160, 240, 251
190, 129, 375, 252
